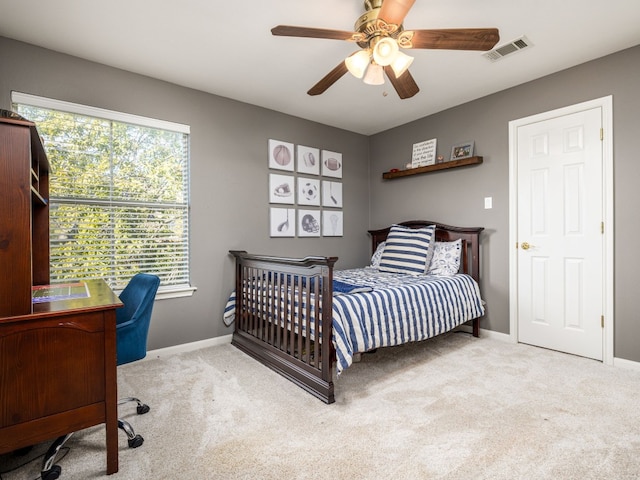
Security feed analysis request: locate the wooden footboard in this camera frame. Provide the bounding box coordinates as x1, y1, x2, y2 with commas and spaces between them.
229, 251, 338, 404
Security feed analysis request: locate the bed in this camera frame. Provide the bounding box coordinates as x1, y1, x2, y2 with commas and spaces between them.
226, 220, 484, 404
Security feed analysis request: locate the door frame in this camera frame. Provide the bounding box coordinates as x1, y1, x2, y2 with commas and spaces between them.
508, 96, 614, 365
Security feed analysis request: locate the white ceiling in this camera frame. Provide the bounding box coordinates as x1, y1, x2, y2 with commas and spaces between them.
1, 0, 639, 135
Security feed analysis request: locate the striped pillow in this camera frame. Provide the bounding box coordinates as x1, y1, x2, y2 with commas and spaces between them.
378, 224, 436, 275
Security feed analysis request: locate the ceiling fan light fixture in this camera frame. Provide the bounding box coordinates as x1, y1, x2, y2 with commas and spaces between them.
363, 63, 385, 85
345, 50, 371, 79
390, 50, 414, 77
372, 37, 399, 66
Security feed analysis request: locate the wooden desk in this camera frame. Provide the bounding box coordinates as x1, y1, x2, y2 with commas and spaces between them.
0, 279, 122, 475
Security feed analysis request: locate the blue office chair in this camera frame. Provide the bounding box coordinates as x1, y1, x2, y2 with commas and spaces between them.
115, 272, 161, 448
40, 273, 160, 480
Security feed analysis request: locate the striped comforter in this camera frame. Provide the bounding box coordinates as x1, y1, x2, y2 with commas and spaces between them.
331, 268, 484, 373
224, 267, 484, 374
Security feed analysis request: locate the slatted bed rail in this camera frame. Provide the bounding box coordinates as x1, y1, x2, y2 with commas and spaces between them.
229, 250, 338, 403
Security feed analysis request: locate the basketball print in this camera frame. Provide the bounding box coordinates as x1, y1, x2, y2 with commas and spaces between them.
269, 139, 294, 172
273, 144, 291, 166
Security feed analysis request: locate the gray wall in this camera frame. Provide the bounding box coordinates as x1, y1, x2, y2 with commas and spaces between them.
369, 45, 640, 362
0, 37, 370, 350
2, 35, 639, 363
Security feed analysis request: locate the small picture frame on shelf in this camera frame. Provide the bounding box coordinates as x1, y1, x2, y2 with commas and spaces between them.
450, 141, 474, 160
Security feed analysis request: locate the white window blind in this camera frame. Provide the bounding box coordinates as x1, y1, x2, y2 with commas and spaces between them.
12, 92, 192, 294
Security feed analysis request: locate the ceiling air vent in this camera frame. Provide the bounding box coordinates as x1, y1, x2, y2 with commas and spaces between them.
483, 36, 532, 62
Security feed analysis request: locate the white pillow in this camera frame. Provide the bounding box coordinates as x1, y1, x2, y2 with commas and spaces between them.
378, 224, 435, 275
370, 241, 386, 267
427, 239, 462, 276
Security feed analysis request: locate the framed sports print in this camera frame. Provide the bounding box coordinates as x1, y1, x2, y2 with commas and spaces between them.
298, 177, 320, 206
322, 210, 343, 237
297, 145, 320, 176
269, 173, 294, 204
321, 150, 342, 178
298, 209, 321, 237
322, 180, 342, 207
270, 207, 295, 237
269, 139, 294, 171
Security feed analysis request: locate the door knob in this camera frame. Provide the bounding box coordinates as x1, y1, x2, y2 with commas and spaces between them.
521, 242, 531, 250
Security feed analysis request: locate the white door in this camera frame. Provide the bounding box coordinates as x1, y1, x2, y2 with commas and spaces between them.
514, 106, 604, 360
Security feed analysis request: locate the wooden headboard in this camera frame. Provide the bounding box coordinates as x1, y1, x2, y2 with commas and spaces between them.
367, 220, 484, 282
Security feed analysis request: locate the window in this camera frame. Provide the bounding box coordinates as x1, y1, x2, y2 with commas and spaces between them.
12, 92, 192, 297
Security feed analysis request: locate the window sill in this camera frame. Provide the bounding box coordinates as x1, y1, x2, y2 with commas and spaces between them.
156, 285, 197, 300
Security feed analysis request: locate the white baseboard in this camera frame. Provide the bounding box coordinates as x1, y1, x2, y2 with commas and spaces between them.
145, 327, 507, 361
478, 328, 513, 342
480, 328, 640, 370
455, 325, 512, 343
144, 331, 640, 372
613, 356, 640, 371
144, 334, 232, 362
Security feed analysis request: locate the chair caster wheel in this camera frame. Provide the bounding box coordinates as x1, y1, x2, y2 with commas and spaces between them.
128, 434, 144, 448
137, 404, 150, 415
41, 464, 62, 480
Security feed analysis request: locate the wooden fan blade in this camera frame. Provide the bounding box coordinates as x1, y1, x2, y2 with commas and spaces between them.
408, 28, 499, 51
378, 0, 417, 26
308, 61, 349, 96
271, 25, 355, 41
384, 66, 419, 99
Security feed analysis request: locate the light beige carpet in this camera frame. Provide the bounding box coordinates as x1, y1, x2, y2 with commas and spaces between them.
2, 333, 640, 479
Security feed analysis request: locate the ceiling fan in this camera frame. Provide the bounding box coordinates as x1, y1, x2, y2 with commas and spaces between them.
271, 0, 499, 99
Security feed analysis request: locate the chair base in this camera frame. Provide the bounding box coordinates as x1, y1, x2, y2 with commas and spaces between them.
40, 397, 150, 478
41, 433, 72, 480
119, 396, 151, 415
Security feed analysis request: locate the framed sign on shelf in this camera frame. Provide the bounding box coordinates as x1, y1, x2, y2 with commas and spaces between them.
412, 138, 437, 167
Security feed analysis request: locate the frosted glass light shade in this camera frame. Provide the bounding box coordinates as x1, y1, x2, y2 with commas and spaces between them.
372, 37, 399, 66
345, 50, 371, 79
390, 50, 414, 77
363, 63, 385, 85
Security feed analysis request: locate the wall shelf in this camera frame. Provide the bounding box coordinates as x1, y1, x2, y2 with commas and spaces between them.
382, 156, 483, 180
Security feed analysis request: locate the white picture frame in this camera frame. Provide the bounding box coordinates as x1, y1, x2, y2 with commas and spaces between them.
269, 173, 294, 204
298, 177, 320, 206
321, 150, 342, 178
297, 145, 320, 176
298, 209, 321, 237
270, 208, 295, 237
268, 139, 294, 171
322, 180, 342, 207
450, 141, 475, 160
322, 211, 343, 237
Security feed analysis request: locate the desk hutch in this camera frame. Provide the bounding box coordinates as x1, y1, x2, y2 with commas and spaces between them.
0, 115, 122, 475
